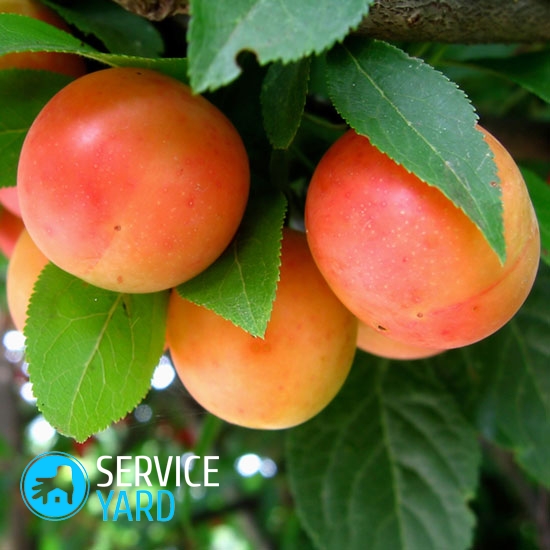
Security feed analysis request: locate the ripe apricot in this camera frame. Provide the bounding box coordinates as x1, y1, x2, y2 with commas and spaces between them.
0, 205, 24, 258
18, 67, 250, 293
305, 126, 540, 349
166, 228, 358, 430
6, 229, 48, 331
0, 187, 21, 218
0, 0, 86, 77
357, 321, 442, 361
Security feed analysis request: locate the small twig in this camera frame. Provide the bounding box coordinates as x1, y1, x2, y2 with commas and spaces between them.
112, 0, 189, 20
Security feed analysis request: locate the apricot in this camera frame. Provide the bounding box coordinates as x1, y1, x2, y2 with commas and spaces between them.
18, 67, 250, 293
0, 205, 24, 258
305, 126, 540, 349
0, 0, 86, 77
166, 228, 358, 430
0, 186, 21, 218
357, 321, 442, 360
6, 229, 48, 331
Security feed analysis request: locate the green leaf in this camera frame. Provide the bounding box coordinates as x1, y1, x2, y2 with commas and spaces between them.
472, 49, 550, 104
522, 167, 550, 266
261, 58, 311, 149
286, 355, 480, 550
326, 38, 505, 263
25, 265, 169, 442
0, 69, 73, 189
187, 0, 374, 92
0, 13, 97, 56
177, 190, 287, 337
0, 13, 188, 82
465, 265, 550, 487
43, 0, 165, 57
428, 263, 550, 487
95, 54, 188, 82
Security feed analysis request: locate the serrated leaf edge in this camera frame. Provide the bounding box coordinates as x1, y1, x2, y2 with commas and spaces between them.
188, 1, 374, 93
326, 39, 505, 263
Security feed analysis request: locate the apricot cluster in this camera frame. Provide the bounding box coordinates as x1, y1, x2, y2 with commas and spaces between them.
5, 55, 356, 430
1, 1, 541, 429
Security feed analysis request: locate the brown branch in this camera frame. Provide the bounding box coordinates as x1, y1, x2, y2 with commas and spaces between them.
112, 0, 188, 20
359, 0, 550, 44
111, 0, 550, 43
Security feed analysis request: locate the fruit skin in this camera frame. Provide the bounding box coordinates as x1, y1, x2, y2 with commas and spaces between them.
0, 187, 21, 218
0, 0, 86, 77
357, 321, 442, 361
166, 228, 358, 430
0, 205, 24, 258
18, 67, 250, 293
6, 229, 49, 331
305, 126, 540, 349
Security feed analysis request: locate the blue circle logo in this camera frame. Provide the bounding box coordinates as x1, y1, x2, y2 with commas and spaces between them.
20, 451, 90, 521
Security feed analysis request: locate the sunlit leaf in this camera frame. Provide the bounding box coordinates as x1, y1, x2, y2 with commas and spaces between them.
0, 14, 187, 81
188, 0, 373, 92
178, 191, 287, 337
25, 265, 168, 442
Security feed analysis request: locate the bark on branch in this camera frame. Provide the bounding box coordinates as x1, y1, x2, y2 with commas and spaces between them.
359, 0, 550, 43
112, 0, 550, 43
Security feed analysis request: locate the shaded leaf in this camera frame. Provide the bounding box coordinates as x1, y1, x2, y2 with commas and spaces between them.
427, 262, 550, 487
43, 0, 164, 57
25, 265, 168, 442
261, 58, 311, 149
467, 264, 550, 486
177, 190, 287, 337
327, 38, 505, 262
0, 69, 72, 189
287, 354, 480, 550
472, 50, 550, 104
188, 0, 373, 92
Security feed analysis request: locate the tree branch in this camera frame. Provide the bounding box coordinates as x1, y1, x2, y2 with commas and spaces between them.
112, 0, 188, 20
111, 0, 550, 43
359, 0, 550, 44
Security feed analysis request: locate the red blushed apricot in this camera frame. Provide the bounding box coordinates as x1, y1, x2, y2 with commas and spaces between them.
305, 126, 540, 349
357, 321, 443, 361
166, 228, 358, 430
0, 205, 24, 258
7, 229, 49, 331
0, 186, 21, 218
18, 67, 250, 293
0, 0, 86, 78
